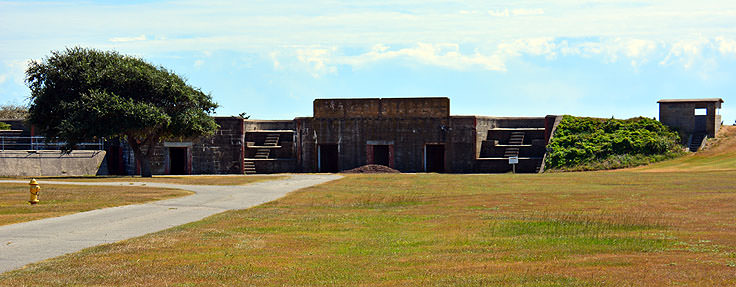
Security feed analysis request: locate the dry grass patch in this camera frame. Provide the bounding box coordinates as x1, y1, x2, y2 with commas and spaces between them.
638, 125, 736, 172
3, 172, 736, 286
1, 175, 284, 186
0, 183, 190, 226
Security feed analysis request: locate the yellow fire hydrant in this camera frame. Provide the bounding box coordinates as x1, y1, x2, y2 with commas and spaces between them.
29, 178, 40, 205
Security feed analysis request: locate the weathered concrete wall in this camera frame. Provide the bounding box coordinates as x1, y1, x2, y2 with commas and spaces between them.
191, 117, 245, 174
296, 116, 478, 173
314, 98, 450, 119
244, 120, 295, 131
117, 117, 245, 175
0, 150, 106, 176
448, 116, 477, 172
251, 159, 297, 174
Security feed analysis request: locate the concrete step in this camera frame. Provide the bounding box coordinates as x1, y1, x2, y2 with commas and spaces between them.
244, 160, 257, 174
254, 148, 271, 158
508, 131, 525, 145
503, 147, 520, 157
264, 134, 280, 146
690, 134, 706, 152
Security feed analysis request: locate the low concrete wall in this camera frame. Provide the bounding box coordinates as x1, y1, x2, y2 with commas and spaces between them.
0, 150, 106, 176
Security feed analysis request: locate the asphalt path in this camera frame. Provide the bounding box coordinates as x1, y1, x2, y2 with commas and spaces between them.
0, 174, 342, 273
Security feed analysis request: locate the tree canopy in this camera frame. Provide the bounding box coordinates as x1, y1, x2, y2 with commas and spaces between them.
0, 104, 29, 119
26, 47, 219, 176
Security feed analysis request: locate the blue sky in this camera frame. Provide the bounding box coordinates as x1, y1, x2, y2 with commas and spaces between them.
0, 1, 735, 123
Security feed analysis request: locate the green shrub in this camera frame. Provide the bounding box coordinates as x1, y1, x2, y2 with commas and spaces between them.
0, 122, 10, 130
545, 115, 683, 171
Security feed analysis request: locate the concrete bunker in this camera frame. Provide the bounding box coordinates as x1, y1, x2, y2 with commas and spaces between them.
658, 98, 723, 151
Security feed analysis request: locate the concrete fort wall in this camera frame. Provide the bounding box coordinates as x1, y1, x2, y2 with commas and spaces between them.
314, 98, 450, 119
296, 115, 478, 173
0, 150, 106, 176
244, 120, 295, 132
191, 117, 245, 174
114, 117, 245, 175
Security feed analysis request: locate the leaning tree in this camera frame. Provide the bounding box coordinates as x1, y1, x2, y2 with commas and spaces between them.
26, 47, 218, 177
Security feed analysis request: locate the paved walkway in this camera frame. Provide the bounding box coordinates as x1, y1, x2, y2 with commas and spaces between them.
0, 174, 341, 273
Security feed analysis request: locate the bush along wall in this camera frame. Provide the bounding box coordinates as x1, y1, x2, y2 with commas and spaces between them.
0, 122, 10, 130
545, 115, 684, 171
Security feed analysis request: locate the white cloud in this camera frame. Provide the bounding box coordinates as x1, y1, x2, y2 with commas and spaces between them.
488, 8, 544, 17
269, 51, 281, 70
660, 38, 711, 69
193, 59, 205, 67
498, 38, 557, 58
109, 34, 146, 43
1, 1, 736, 82
297, 48, 337, 78
511, 8, 544, 16
337, 43, 506, 71
716, 37, 736, 56
488, 9, 509, 17
0, 74, 6, 85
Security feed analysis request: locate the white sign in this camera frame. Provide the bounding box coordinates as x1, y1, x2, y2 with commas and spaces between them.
508, 156, 519, 165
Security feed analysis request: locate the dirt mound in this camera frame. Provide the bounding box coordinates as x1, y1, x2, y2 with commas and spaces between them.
341, 164, 400, 174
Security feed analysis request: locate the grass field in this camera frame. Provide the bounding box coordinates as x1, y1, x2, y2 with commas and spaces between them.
0, 184, 190, 226
637, 126, 736, 173
1, 175, 284, 186
2, 130, 736, 286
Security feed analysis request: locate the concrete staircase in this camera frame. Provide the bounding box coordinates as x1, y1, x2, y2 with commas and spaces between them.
245, 133, 281, 174
503, 131, 525, 157
477, 128, 545, 173
264, 134, 280, 146
689, 134, 706, 152
244, 160, 256, 174
508, 131, 525, 145
254, 149, 271, 159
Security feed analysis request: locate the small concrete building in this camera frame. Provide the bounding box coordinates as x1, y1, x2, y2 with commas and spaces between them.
657, 98, 723, 151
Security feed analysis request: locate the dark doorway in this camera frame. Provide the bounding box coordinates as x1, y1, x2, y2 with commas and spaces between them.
694, 115, 707, 133
169, 147, 188, 175
319, 144, 339, 173
106, 146, 125, 175
425, 144, 445, 172
372, 145, 390, 167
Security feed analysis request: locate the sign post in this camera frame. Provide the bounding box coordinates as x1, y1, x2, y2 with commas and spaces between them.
509, 156, 519, 174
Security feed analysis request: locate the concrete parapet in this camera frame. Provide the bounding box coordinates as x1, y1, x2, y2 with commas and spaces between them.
0, 150, 106, 176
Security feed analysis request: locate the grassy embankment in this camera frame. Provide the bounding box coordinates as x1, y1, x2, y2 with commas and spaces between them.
638, 125, 736, 172
2, 135, 736, 285
545, 115, 684, 171
0, 175, 283, 226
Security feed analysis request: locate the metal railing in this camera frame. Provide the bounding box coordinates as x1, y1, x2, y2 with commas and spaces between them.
0, 136, 103, 151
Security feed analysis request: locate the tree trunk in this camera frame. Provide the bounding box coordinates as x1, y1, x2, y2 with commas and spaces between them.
139, 154, 153, 177
129, 140, 154, 178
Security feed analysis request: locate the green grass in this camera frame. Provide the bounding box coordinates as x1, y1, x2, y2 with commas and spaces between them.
3, 171, 736, 286
1, 175, 284, 185
0, 183, 190, 226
